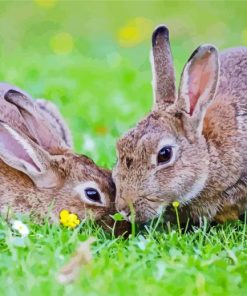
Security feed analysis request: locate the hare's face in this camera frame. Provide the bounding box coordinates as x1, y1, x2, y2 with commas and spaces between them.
0, 121, 115, 221
54, 154, 115, 220
0, 87, 115, 222
113, 112, 209, 222
113, 26, 219, 223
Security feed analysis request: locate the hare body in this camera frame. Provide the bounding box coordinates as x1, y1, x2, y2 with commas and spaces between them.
185, 47, 247, 222
0, 85, 115, 222
114, 26, 247, 223
0, 152, 114, 222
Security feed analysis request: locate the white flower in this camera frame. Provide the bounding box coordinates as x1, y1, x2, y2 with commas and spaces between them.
12, 220, 30, 237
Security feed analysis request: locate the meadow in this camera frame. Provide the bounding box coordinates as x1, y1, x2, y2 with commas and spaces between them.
0, 1, 247, 295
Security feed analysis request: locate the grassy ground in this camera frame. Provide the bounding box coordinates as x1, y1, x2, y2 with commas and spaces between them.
0, 1, 247, 295
0, 216, 247, 296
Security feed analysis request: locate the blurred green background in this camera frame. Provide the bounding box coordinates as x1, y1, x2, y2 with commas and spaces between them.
0, 0, 246, 168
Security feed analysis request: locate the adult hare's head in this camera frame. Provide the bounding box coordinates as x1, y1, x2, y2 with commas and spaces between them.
113, 26, 219, 222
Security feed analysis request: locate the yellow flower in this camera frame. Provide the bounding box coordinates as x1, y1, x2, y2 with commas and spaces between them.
60, 210, 80, 229
34, 0, 57, 9
172, 201, 180, 208
60, 210, 69, 220
117, 17, 153, 47
50, 32, 74, 55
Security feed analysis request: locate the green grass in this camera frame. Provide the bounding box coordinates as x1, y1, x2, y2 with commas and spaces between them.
0, 1, 247, 295
1, 217, 247, 296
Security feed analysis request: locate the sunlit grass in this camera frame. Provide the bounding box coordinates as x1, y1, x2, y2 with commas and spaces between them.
0, 215, 247, 296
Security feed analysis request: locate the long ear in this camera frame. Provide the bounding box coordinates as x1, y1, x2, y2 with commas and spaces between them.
151, 25, 176, 110
4, 90, 68, 153
178, 44, 219, 138
36, 99, 73, 149
0, 121, 61, 188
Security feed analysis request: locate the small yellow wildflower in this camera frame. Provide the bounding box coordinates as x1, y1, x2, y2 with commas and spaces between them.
117, 17, 153, 47
60, 210, 80, 229
172, 201, 180, 208
34, 0, 57, 9
172, 201, 181, 234
50, 32, 74, 55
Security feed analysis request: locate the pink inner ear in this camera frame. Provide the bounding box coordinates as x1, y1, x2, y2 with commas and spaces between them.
188, 59, 212, 115
0, 128, 41, 172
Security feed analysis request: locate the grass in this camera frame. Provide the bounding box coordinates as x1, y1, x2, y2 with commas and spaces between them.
1, 216, 247, 296
0, 1, 247, 295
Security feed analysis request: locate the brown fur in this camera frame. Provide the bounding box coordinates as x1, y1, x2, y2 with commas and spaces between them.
0, 153, 115, 222
0, 83, 71, 153
36, 98, 73, 148
113, 26, 247, 224
0, 85, 115, 222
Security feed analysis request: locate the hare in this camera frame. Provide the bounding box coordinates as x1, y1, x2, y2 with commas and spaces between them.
113, 25, 247, 224
0, 85, 115, 222
36, 98, 73, 149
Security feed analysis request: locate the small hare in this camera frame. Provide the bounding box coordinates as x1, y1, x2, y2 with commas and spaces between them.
113, 25, 247, 224
0, 84, 115, 223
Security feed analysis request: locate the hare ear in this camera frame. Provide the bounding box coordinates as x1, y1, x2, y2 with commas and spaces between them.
4, 90, 67, 152
0, 122, 61, 189
151, 25, 176, 110
36, 99, 73, 149
178, 44, 219, 137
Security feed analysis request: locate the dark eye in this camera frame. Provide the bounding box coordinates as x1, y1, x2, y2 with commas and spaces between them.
84, 188, 102, 203
157, 146, 173, 164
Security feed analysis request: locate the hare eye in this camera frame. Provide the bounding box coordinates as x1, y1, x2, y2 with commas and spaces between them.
75, 182, 106, 207
157, 146, 173, 164
84, 188, 102, 204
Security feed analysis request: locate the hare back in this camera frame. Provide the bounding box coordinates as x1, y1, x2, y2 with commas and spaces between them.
193, 47, 247, 220
218, 47, 247, 98
205, 47, 247, 156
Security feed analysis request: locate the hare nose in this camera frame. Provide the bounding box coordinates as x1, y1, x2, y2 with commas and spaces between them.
119, 210, 131, 221
116, 198, 131, 220
117, 202, 130, 216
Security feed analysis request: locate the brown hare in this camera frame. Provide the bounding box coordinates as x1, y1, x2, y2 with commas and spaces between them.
0, 84, 115, 223
113, 25, 247, 224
